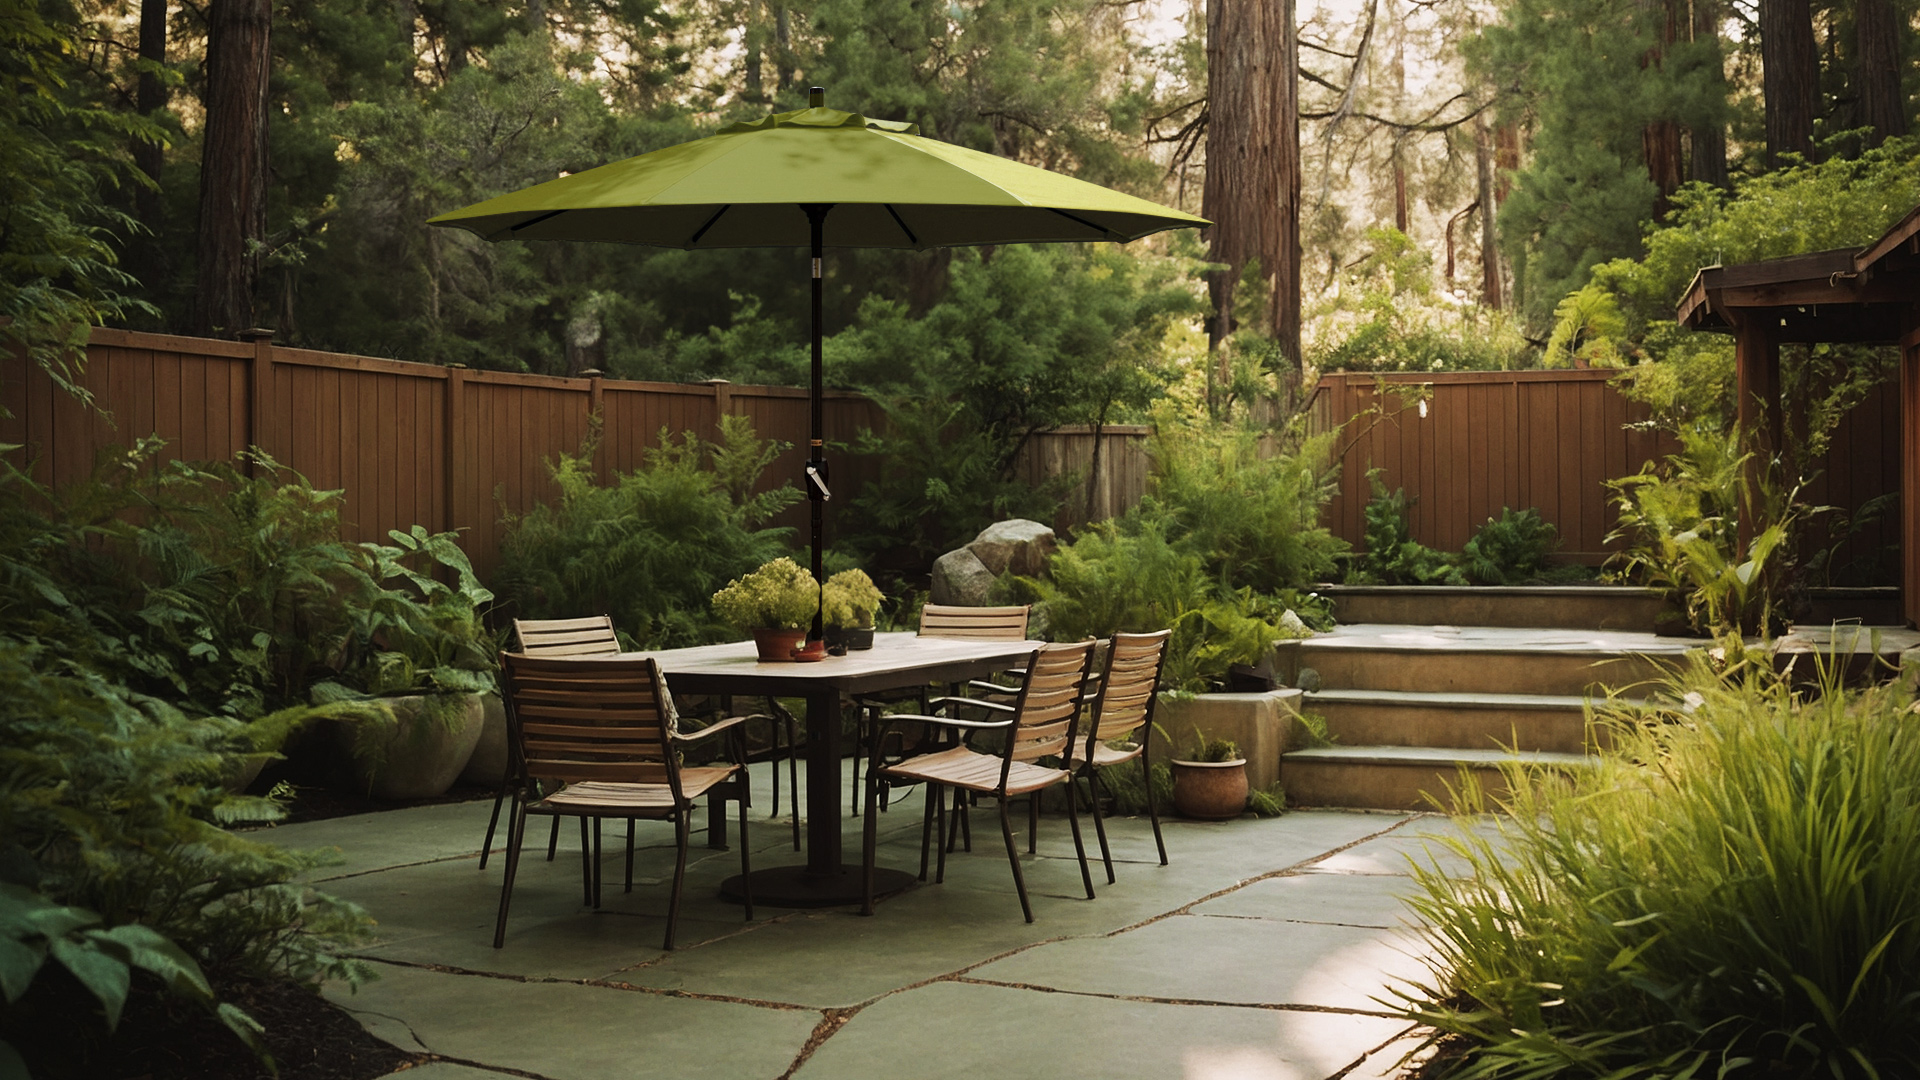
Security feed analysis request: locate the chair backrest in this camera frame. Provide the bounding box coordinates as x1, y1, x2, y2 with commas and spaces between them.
1005, 640, 1096, 764
1086, 630, 1171, 749
918, 604, 1030, 640
499, 653, 683, 796
513, 615, 620, 658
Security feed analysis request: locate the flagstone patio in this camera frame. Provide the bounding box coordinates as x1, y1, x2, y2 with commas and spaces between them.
273, 764, 1484, 1079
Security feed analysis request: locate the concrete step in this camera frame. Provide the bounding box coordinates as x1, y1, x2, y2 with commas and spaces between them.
1305, 688, 1613, 755
1281, 745, 1595, 812
1282, 624, 1694, 697
1321, 585, 1667, 632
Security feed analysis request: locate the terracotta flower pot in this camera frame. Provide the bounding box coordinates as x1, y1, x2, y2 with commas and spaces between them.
752, 626, 808, 662
1171, 758, 1249, 820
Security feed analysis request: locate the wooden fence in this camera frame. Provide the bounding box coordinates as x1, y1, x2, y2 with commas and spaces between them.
0, 328, 1152, 576
1308, 369, 1900, 578
0, 328, 892, 578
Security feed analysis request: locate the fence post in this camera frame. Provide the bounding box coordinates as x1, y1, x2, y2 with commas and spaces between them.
239, 327, 275, 472
706, 378, 732, 439
585, 369, 606, 485
445, 364, 466, 538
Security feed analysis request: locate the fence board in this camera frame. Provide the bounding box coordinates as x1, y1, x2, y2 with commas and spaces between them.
1309, 369, 1897, 573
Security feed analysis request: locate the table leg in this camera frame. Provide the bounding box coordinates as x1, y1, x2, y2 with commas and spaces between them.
719, 686, 915, 907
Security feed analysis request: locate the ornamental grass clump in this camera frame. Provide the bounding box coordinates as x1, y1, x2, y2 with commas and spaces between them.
1401, 642, 1920, 1079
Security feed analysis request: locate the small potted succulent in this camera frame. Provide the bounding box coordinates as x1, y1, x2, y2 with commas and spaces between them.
711, 557, 820, 661
1169, 729, 1249, 820
821, 568, 884, 651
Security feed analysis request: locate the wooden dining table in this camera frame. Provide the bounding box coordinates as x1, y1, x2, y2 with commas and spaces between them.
640, 631, 1043, 906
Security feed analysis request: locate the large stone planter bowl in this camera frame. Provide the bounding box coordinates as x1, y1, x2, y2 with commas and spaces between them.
457, 692, 509, 788
1171, 758, 1249, 820
334, 692, 485, 800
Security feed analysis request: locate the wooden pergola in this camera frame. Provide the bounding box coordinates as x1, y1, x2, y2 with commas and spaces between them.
1677, 204, 1920, 626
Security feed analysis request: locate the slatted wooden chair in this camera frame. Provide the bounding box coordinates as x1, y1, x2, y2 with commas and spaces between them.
850, 604, 1031, 817
859, 640, 1098, 922
483, 617, 799, 867
493, 653, 753, 950
1069, 630, 1173, 882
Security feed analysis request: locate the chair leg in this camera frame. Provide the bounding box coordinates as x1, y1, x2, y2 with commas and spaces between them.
851, 707, 866, 817
590, 818, 604, 908
917, 778, 937, 882
736, 779, 754, 922
493, 800, 527, 948
862, 772, 882, 916
479, 771, 509, 869
1088, 769, 1116, 884
1063, 781, 1096, 900
999, 797, 1034, 923
547, 816, 562, 861
935, 785, 953, 885
578, 818, 593, 905
1146, 760, 1169, 867
663, 814, 689, 950
624, 819, 636, 893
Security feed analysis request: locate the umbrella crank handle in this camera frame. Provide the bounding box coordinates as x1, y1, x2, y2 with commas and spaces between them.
805, 461, 831, 502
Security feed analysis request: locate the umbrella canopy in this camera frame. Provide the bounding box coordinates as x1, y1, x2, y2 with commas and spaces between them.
429, 88, 1207, 642
427, 103, 1206, 248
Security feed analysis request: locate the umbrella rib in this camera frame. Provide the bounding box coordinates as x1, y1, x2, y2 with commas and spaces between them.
1044, 207, 1123, 242
507, 209, 570, 236
884, 204, 920, 246
685, 204, 732, 247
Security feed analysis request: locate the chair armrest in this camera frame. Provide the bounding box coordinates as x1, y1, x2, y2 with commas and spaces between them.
962, 679, 1020, 698
673, 714, 753, 742
927, 695, 1014, 715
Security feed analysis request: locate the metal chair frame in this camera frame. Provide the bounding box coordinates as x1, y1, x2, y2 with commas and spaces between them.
1071, 630, 1173, 881
493, 652, 753, 950
859, 640, 1097, 922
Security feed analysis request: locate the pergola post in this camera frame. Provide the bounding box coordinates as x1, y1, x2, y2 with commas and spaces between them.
1733, 314, 1782, 553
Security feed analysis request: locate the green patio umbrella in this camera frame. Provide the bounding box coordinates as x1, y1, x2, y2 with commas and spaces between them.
429, 87, 1207, 639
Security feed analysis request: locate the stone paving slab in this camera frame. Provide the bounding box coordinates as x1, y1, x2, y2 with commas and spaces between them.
967, 912, 1429, 1013
793, 981, 1413, 1080
1193, 871, 1427, 929
326, 961, 818, 1080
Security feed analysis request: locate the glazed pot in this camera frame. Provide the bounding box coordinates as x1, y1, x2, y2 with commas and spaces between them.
824, 625, 875, 651
752, 626, 808, 662
1170, 758, 1249, 820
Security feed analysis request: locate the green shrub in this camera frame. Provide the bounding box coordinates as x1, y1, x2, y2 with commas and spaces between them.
821, 568, 883, 629
1401, 644, 1920, 1078
493, 416, 801, 647
1460, 507, 1589, 585
710, 557, 820, 631
1027, 523, 1313, 692
1351, 468, 1465, 585
1138, 420, 1346, 593
1604, 427, 1814, 635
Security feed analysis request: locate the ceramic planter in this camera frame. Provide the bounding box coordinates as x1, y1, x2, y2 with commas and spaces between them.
824, 625, 875, 651
334, 691, 485, 799
1170, 758, 1249, 820
752, 626, 808, 662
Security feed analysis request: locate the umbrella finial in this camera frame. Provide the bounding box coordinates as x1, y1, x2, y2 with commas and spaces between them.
808, 86, 825, 108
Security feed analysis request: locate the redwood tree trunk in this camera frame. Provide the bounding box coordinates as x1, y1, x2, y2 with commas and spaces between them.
1641, 0, 1683, 214
1475, 118, 1503, 310
1856, 0, 1908, 146
1760, 0, 1817, 166
1203, 0, 1301, 393
1689, 0, 1729, 187
131, 0, 168, 291
192, 0, 272, 338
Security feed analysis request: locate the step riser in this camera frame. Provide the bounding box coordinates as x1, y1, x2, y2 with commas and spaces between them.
1296, 647, 1676, 696
1283, 760, 1547, 812
1313, 701, 1596, 755
1329, 591, 1666, 632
